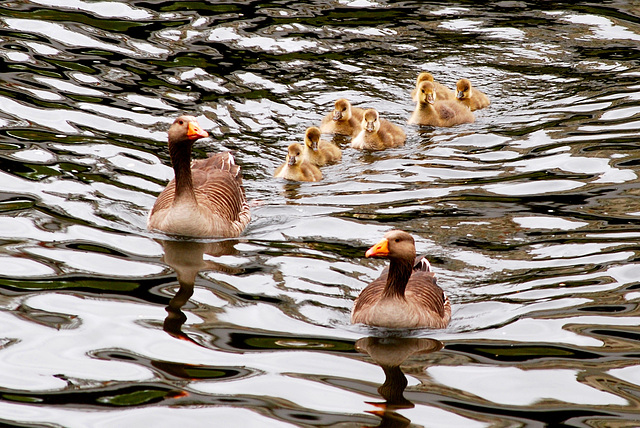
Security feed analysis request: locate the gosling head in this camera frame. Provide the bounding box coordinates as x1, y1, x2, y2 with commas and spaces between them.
304, 126, 322, 151
418, 81, 437, 105
456, 78, 473, 100
286, 143, 303, 166
416, 72, 435, 85
332, 98, 352, 121
362, 109, 380, 133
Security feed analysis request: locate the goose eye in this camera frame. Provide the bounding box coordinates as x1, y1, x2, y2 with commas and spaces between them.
395, 238, 400, 242
178, 120, 184, 125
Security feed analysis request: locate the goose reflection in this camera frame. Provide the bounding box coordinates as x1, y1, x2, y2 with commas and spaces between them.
159, 238, 240, 339
356, 336, 443, 428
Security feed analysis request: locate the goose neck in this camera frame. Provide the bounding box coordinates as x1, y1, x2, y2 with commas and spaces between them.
383, 257, 413, 298
169, 141, 196, 203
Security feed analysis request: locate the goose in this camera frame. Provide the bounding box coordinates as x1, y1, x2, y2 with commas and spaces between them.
274, 143, 322, 182
319, 98, 365, 137
147, 115, 250, 238
351, 230, 451, 329
408, 81, 475, 127
351, 109, 406, 150
410, 72, 455, 102
456, 78, 490, 111
301, 126, 342, 166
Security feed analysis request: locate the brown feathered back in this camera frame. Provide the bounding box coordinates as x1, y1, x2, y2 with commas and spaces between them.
191, 152, 247, 222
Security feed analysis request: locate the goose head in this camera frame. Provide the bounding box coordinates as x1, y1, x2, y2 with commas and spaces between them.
418, 81, 437, 105
362, 109, 381, 133
332, 98, 353, 121
304, 126, 322, 151
416, 72, 435, 85
286, 143, 303, 166
366, 230, 417, 264
168, 115, 209, 147
456, 78, 473, 100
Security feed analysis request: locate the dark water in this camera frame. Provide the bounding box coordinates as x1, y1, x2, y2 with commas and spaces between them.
1, 0, 640, 426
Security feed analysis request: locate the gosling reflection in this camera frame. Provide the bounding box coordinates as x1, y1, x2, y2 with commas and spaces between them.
356, 336, 443, 428
160, 238, 240, 339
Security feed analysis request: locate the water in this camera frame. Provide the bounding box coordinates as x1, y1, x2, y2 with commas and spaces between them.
0, 0, 639, 426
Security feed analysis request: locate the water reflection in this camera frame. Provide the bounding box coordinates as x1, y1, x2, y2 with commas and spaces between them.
159, 238, 240, 339
356, 336, 443, 428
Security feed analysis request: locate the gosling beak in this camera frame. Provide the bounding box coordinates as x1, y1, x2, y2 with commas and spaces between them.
365, 238, 389, 258
332, 111, 342, 121
457, 91, 464, 99
426, 94, 435, 105
365, 121, 375, 132
187, 121, 209, 140
287, 155, 296, 166
311, 140, 318, 151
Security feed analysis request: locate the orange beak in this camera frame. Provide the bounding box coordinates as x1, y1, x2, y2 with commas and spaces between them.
365, 238, 389, 258
186, 121, 209, 140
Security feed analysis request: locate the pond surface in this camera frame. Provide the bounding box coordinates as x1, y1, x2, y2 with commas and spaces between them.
1, 0, 640, 426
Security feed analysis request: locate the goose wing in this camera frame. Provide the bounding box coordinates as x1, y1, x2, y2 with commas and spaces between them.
149, 181, 176, 216
191, 152, 248, 224
351, 275, 386, 316
193, 152, 242, 181
404, 270, 449, 319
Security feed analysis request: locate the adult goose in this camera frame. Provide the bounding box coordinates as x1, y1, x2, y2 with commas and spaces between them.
301, 126, 342, 166
456, 78, 490, 111
351, 230, 451, 329
147, 115, 250, 238
319, 98, 365, 137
